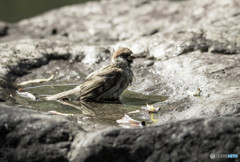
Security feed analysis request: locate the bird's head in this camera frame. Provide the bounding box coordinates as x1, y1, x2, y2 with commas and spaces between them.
112, 47, 135, 65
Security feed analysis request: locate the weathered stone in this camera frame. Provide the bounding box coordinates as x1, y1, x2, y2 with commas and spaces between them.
0, 106, 84, 162
69, 117, 240, 162
0, 0, 239, 123
1, 0, 239, 49
0, 39, 111, 80
0, 21, 8, 37
0, 0, 239, 161
0, 0, 239, 125
0, 75, 16, 102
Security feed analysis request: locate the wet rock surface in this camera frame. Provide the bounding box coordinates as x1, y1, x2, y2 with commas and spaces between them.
0, 105, 83, 162
69, 117, 240, 162
0, 0, 240, 161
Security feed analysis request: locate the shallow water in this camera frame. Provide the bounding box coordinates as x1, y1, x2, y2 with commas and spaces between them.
15, 83, 168, 130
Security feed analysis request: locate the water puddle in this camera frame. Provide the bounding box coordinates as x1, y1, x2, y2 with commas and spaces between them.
15, 83, 168, 130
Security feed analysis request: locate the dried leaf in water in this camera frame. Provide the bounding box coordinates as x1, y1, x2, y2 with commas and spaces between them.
193, 87, 202, 97
116, 114, 145, 128
142, 103, 160, 113
150, 114, 158, 123
128, 110, 141, 114
17, 91, 36, 100
48, 110, 74, 117
18, 74, 54, 86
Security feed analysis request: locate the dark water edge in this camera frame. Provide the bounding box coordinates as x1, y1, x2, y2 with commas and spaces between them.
0, 0, 99, 23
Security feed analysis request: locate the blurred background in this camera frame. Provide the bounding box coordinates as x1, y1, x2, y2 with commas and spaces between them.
0, 0, 98, 22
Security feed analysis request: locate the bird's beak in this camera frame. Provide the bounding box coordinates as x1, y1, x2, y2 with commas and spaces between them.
127, 55, 135, 64
127, 55, 136, 60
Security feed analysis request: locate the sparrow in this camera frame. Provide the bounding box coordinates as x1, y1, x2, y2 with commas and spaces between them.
46, 47, 135, 102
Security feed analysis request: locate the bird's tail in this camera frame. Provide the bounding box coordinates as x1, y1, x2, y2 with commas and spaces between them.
46, 86, 81, 101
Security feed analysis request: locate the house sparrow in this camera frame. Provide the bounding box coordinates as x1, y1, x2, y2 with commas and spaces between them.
46, 47, 135, 102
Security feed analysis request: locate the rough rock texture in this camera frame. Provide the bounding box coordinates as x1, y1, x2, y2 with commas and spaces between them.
0, 106, 84, 162
0, 39, 111, 78
1, 0, 240, 49
0, 0, 240, 161
69, 117, 240, 162
0, 0, 239, 122
0, 75, 16, 102
0, 21, 8, 37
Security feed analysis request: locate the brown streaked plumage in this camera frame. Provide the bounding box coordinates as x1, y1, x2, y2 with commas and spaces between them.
80, 47, 134, 102
46, 47, 135, 102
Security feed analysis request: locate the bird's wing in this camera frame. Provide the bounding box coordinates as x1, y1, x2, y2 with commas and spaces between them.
80, 65, 123, 100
